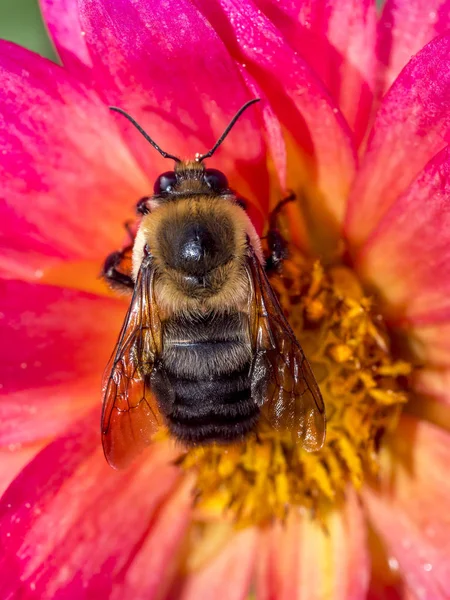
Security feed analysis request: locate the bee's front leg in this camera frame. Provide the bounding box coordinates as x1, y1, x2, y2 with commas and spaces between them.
102, 248, 135, 291
264, 192, 295, 274
102, 219, 137, 292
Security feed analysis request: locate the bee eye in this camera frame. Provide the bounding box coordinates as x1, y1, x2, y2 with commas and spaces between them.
154, 171, 177, 194
143, 243, 150, 256
204, 169, 229, 192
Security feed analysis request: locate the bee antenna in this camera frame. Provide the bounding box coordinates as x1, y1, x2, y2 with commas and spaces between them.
196, 98, 260, 162
109, 106, 181, 163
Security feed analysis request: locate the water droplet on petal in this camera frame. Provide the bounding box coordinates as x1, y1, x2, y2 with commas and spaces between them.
388, 557, 399, 571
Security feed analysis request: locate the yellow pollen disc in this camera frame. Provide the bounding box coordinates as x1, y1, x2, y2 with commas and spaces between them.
179, 253, 411, 525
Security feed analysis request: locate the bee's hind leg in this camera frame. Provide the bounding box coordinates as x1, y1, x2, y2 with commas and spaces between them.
264, 192, 295, 274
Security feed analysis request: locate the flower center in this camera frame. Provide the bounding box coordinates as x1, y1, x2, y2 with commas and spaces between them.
179, 250, 411, 524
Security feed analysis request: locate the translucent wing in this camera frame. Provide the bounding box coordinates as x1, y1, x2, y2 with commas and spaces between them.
246, 247, 326, 451
101, 256, 163, 468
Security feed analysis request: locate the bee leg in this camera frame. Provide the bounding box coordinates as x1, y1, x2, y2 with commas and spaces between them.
265, 192, 295, 274
101, 215, 140, 291
136, 196, 151, 215
101, 248, 134, 291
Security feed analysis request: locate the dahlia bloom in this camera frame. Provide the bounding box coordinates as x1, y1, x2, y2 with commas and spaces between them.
1, 0, 450, 598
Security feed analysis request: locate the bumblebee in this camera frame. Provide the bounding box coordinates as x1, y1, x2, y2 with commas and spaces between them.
102, 100, 326, 468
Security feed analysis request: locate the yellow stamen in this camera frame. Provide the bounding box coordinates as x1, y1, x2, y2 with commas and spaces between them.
179, 253, 411, 524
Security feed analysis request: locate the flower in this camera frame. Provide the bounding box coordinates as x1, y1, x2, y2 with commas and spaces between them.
1, 0, 450, 598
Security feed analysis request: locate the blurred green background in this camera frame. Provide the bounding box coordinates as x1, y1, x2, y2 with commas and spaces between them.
0, 0, 56, 59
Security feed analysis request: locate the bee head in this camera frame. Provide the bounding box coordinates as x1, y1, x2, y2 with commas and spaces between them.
152, 162, 229, 198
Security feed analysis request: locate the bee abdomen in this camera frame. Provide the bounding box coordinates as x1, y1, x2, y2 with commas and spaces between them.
167, 367, 259, 444
156, 312, 259, 444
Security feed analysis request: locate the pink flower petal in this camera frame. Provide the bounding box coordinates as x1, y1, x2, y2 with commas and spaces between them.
345, 34, 450, 248
365, 527, 405, 600
193, 0, 357, 251
0, 410, 182, 599
63, 0, 269, 209
406, 321, 450, 367
168, 527, 258, 600
364, 415, 450, 600
256, 489, 369, 600
252, 0, 377, 145
110, 476, 194, 600
0, 41, 149, 278
0, 443, 44, 497
39, 0, 92, 72
239, 68, 288, 190
408, 368, 450, 431
0, 280, 127, 445
378, 0, 450, 96
413, 367, 450, 404
399, 321, 450, 415
355, 145, 450, 325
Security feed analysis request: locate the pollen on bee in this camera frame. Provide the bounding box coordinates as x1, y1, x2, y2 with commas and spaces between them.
179, 254, 412, 525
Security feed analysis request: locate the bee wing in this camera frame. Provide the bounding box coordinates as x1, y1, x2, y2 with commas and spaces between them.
101, 257, 163, 469
246, 246, 326, 451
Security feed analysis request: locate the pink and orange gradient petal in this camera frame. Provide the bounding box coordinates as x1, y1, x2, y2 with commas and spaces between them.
256, 489, 369, 600
194, 0, 357, 253
110, 476, 195, 600
169, 527, 258, 600
0, 411, 181, 600
60, 0, 269, 208
364, 415, 450, 600
0, 280, 127, 445
377, 0, 450, 97
252, 0, 377, 145
355, 145, 450, 325
413, 367, 450, 406
345, 34, 450, 248
391, 321, 450, 377
0, 41, 149, 279
0, 443, 45, 497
